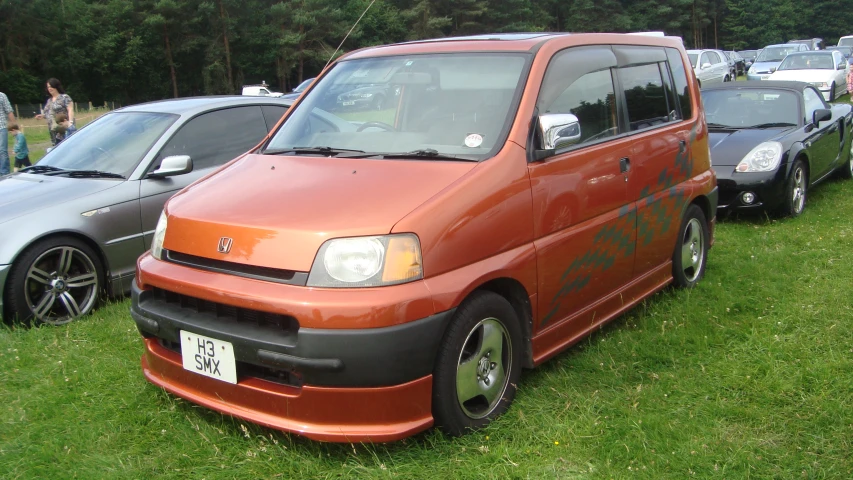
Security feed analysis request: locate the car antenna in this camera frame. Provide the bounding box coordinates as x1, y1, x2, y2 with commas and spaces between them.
324, 0, 377, 71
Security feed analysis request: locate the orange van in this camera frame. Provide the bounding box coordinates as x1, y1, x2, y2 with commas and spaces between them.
132, 33, 717, 442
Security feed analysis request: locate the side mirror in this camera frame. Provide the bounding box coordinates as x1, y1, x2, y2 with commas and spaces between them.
769, 67, 777, 73
534, 113, 582, 160
812, 108, 832, 125
838, 63, 846, 70
148, 155, 193, 178
701, 62, 712, 69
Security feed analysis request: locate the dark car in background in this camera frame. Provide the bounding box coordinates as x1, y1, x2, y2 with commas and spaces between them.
702, 81, 853, 216
738, 49, 758, 71
726, 51, 746, 76
0, 96, 291, 325
335, 83, 400, 110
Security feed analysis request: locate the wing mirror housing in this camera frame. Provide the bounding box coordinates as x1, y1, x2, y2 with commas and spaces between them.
533, 113, 582, 161
812, 109, 832, 125
148, 155, 193, 178
701, 62, 712, 70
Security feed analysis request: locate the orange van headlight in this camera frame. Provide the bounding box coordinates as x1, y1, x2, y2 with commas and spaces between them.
306, 234, 423, 288
151, 211, 168, 260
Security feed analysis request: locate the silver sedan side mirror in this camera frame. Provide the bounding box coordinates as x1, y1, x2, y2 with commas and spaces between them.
148, 155, 193, 178
538, 113, 582, 151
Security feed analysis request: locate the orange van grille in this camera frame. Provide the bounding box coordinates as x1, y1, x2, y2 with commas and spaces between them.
151, 287, 299, 333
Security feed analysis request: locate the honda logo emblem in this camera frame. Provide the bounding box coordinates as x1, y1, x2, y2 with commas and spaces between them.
217, 237, 233, 254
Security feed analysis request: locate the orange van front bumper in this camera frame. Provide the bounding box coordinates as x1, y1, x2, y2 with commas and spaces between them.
142, 338, 434, 442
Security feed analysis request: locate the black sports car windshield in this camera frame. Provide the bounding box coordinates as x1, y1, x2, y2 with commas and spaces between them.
39, 112, 178, 177
778, 53, 834, 70
702, 89, 799, 128
265, 53, 530, 161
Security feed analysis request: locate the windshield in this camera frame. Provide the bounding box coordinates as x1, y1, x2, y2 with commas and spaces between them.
756, 46, 798, 62
39, 112, 177, 176
778, 53, 834, 70
738, 50, 757, 59
702, 89, 798, 128
293, 78, 313, 93
687, 53, 698, 67
839, 37, 853, 47
265, 53, 529, 160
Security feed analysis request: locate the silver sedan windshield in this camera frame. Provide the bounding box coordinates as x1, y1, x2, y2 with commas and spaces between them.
39, 112, 178, 176
265, 53, 529, 160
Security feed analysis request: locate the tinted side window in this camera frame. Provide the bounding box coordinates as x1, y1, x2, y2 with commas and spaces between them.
538, 46, 618, 147
157, 106, 267, 170
700, 53, 710, 66
707, 51, 721, 64
618, 63, 670, 131
803, 87, 825, 122
261, 105, 288, 131
666, 48, 693, 119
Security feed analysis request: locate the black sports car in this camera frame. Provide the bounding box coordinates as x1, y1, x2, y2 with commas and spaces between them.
702, 81, 853, 216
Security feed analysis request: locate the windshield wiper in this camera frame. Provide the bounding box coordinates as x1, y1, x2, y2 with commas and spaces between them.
265, 146, 367, 156
382, 149, 472, 161
51, 169, 126, 179
707, 122, 741, 129
18, 165, 66, 174
746, 122, 796, 129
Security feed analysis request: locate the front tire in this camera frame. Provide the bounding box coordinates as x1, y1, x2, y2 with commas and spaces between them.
829, 82, 836, 102
5, 236, 103, 325
724, 75, 731, 82
839, 141, 853, 179
780, 160, 808, 217
432, 291, 522, 436
672, 204, 709, 288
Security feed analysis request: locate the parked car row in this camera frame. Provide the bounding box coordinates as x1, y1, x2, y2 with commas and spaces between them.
3, 32, 853, 445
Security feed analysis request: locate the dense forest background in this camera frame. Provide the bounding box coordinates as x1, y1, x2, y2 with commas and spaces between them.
1, 0, 850, 105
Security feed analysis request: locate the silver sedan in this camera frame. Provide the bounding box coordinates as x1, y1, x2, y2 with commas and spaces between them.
0, 96, 291, 324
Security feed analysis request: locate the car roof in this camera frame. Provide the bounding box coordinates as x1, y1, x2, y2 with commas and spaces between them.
115, 96, 293, 116
702, 80, 812, 93
765, 43, 804, 48
342, 32, 685, 60
785, 51, 833, 56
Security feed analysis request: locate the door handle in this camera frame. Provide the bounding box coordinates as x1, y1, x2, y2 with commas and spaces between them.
620, 157, 631, 173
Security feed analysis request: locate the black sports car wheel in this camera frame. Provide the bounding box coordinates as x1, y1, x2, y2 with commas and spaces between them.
672, 204, 709, 288
781, 160, 808, 217
5, 236, 103, 325
432, 291, 522, 436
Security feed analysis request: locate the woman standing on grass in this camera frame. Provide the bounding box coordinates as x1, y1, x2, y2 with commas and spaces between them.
35, 78, 74, 146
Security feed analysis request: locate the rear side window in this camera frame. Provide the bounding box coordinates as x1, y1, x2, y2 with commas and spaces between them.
157, 106, 267, 170
618, 63, 671, 131
666, 48, 693, 119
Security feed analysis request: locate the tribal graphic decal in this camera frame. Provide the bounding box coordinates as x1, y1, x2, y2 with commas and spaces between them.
541, 124, 699, 328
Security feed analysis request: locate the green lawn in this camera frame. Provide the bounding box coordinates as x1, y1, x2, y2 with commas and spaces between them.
3, 176, 853, 477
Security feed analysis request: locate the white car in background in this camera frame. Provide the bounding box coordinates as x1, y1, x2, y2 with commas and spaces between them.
686, 49, 732, 87
768, 51, 849, 101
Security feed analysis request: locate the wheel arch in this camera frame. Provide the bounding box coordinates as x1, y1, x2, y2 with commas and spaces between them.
466, 277, 535, 369
6, 231, 112, 295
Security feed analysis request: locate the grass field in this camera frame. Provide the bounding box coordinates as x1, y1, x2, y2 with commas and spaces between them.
5, 110, 106, 168
2, 98, 853, 478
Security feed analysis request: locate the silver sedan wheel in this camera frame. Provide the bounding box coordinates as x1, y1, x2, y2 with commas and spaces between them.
24, 246, 99, 325
680, 218, 705, 283
455, 317, 512, 419
792, 166, 806, 214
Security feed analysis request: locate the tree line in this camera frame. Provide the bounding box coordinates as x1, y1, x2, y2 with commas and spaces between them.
1, 0, 849, 105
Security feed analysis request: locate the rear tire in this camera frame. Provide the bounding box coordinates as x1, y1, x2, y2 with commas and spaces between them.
432, 291, 522, 436
780, 160, 808, 217
671, 204, 709, 288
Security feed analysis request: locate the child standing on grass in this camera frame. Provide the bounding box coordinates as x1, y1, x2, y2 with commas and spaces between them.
54, 113, 77, 143
8, 124, 30, 171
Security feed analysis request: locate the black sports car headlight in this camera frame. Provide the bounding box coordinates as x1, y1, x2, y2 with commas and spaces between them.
736, 141, 783, 172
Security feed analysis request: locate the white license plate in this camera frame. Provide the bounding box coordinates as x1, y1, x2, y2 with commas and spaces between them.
342, 101, 355, 106
180, 330, 237, 384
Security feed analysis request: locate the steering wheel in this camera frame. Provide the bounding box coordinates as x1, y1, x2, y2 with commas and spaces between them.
356, 121, 396, 132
